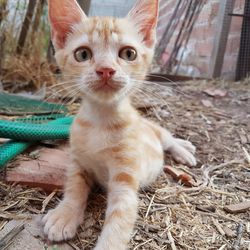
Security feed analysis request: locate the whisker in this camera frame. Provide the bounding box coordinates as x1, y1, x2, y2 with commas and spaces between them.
131, 78, 190, 97
132, 87, 165, 120
131, 83, 173, 115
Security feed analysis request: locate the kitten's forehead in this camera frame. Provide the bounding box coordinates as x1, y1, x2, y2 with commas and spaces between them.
89, 17, 119, 45
69, 16, 142, 49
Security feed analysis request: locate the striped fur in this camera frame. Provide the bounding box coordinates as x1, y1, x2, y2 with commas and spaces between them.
43, 1, 196, 249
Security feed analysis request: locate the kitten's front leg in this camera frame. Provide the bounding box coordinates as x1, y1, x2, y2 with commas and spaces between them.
94, 171, 139, 250
42, 166, 90, 242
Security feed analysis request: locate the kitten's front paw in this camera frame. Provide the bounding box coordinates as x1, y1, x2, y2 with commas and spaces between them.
42, 203, 82, 242
170, 140, 197, 167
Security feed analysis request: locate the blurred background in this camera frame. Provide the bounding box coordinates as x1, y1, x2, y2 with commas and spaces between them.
0, 0, 248, 94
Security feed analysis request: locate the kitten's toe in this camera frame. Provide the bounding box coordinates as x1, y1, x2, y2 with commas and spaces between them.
175, 139, 196, 154
43, 204, 82, 242
170, 144, 197, 167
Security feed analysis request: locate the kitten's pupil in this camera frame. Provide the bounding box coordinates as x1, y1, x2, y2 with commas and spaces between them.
127, 50, 132, 59
82, 51, 87, 60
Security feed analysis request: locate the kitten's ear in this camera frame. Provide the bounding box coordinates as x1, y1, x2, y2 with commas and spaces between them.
127, 0, 159, 47
48, 0, 87, 49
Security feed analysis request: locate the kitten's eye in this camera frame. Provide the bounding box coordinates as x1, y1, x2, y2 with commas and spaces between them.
119, 47, 137, 61
74, 47, 92, 62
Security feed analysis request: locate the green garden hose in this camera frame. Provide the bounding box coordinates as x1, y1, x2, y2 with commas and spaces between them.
0, 116, 74, 170
15, 114, 67, 124
0, 141, 33, 170
0, 119, 73, 141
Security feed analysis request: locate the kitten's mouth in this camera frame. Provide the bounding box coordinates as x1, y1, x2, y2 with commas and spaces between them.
92, 80, 121, 92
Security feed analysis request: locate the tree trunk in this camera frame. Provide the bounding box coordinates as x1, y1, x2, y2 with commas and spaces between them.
0, 32, 6, 76
77, 0, 91, 15
30, 0, 45, 44
47, 40, 56, 64
0, 0, 7, 26
0, 0, 8, 75
16, 0, 37, 55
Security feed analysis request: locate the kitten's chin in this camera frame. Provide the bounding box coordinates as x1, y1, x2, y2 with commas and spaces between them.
82, 86, 130, 105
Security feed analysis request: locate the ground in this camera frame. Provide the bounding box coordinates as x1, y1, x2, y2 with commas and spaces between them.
0, 78, 250, 250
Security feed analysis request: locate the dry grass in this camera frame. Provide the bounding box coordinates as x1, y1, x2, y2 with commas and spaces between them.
1, 56, 56, 92
0, 78, 250, 250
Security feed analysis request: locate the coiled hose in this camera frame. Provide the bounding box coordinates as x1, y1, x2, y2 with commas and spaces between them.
0, 116, 74, 170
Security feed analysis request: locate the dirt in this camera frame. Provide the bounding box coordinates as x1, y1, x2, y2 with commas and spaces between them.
0, 79, 249, 250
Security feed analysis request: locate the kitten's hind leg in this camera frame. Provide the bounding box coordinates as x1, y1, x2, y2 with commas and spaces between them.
42, 166, 91, 242
145, 119, 197, 167
175, 138, 196, 154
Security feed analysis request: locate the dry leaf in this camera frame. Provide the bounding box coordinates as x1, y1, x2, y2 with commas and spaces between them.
164, 165, 198, 187
203, 88, 227, 97
201, 99, 214, 107
224, 201, 250, 214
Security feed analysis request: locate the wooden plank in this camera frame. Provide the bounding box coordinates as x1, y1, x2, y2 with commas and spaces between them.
6, 146, 69, 191
209, 0, 235, 78
0, 220, 74, 250
147, 73, 204, 82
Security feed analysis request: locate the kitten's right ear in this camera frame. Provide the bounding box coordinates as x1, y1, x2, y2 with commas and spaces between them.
127, 0, 158, 48
48, 0, 87, 50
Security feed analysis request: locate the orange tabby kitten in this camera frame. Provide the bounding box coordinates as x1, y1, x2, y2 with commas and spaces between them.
43, 0, 196, 249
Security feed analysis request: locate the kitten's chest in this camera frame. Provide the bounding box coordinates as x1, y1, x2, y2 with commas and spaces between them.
75, 125, 121, 152
71, 120, 122, 182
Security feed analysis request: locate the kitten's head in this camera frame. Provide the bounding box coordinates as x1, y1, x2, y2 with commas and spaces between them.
48, 0, 158, 104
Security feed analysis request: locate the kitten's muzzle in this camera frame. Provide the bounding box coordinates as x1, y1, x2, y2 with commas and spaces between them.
96, 68, 116, 81
92, 80, 121, 92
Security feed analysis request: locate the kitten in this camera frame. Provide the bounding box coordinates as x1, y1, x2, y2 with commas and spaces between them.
43, 0, 196, 249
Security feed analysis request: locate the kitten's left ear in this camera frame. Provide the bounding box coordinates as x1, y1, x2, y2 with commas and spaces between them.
127, 0, 159, 47
48, 0, 87, 50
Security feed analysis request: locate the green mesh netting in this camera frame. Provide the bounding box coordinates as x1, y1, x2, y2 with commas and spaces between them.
0, 92, 68, 116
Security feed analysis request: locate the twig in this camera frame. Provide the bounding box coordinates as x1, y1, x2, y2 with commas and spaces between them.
242, 147, 250, 164
41, 191, 57, 213
0, 213, 31, 220
175, 207, 243, 223
167, 231, 177, 250
218, 244, 227, 250
145, 194, 155, 219
0, 221, 8, 232
133, 239, 153, 250
212, 218, 225, 236
233, 223, 244, 250
67, 242, 82, 250
212, 232, 216, 244
246, 222, 250, 233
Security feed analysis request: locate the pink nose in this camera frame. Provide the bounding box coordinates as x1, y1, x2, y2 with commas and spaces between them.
96, 68, 116, 80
